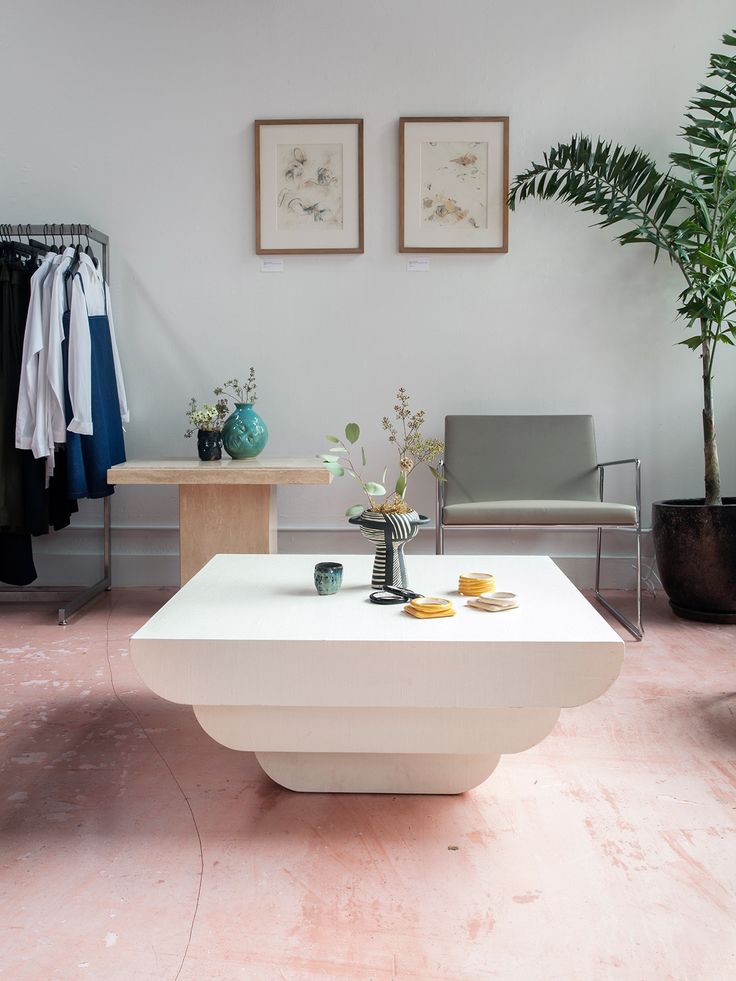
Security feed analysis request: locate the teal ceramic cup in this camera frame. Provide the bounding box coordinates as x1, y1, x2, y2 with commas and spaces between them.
314, 561, 343, 595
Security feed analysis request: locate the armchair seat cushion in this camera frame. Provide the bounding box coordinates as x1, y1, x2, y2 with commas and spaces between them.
443, 499, 637, 526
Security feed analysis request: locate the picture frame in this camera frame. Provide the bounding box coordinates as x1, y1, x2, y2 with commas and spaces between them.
255, 118, 364, 254
399, 116, 509, 253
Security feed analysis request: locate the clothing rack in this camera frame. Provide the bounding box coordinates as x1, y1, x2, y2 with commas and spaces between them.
0, 224, 112, 624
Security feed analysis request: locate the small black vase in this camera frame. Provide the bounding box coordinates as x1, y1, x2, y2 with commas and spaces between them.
197, 429, 222, 461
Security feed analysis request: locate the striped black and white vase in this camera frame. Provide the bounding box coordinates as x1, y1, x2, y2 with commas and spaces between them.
349, 509, 430, 589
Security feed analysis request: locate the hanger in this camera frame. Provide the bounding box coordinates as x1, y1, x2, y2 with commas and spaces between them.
12, 224, 39, 261
36, 225, 50, 253
74, 223, 83, 262
16, 224, 47, 262
84, 225, 99, 269
64, 224, 83, 279
28, 223, 50, 253
0, 224, 33, 261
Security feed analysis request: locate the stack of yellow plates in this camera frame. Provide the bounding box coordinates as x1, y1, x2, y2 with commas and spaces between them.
458, 572, 496, 596
404, 596, 456, 619
466, 591, 519, 613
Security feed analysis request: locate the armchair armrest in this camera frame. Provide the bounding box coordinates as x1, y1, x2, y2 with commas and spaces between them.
597, 458, 640, 468
596, 458, 641, 521
435, 457, 445, 553
435, 457, 445, 511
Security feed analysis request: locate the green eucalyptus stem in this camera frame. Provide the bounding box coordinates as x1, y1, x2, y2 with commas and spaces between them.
321, 425, 387, 512
340, 441, 377, 509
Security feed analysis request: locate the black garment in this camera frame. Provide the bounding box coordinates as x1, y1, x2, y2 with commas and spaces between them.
0, 247, 80, 585
0, 257, 31, 531
21, 448, 78, 536
0, 254, 37, 585
0, 532, 36, 586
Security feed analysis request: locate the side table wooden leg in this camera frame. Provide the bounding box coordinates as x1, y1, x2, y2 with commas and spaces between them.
179, 484, 277, 585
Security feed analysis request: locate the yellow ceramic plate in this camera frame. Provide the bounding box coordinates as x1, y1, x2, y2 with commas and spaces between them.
404, 605, 456, 619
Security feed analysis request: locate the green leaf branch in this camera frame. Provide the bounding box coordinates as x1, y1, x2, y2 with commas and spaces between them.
319, 423, 386, 515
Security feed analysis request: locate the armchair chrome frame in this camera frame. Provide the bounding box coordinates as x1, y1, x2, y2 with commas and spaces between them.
594, 458, 642, 640
435, 457, 643, 640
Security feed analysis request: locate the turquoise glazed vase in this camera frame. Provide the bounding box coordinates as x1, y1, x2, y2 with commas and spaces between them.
222, 403, 268, 459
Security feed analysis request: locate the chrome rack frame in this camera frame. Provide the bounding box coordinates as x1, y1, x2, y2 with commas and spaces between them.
0, 223, 112, 624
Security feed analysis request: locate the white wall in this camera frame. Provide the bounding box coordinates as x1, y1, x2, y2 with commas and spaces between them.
2, 0, 735, 587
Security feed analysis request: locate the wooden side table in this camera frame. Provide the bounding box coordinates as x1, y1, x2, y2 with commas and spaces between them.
107, 459, 331, 585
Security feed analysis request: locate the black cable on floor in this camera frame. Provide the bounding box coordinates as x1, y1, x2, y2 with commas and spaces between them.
102, 594, 204, 981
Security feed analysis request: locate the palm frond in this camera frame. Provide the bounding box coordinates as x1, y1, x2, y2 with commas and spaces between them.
674, 29, 736, 188
508, 135, 683, 256
508, 28, 736, 505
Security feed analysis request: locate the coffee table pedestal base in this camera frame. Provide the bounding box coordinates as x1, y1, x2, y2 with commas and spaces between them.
193, 703, 562, 794
255, 751, 500, 795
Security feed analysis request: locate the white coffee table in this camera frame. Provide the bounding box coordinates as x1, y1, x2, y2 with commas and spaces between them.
130, 554, 624, 794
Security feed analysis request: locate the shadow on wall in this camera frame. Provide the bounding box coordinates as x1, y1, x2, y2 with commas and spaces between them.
116, 255, 209, 455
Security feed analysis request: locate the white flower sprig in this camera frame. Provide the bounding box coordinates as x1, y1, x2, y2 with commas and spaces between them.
184, 397, 229, 437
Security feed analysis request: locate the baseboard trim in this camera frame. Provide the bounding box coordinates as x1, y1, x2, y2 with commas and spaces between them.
19, 524, 652, 590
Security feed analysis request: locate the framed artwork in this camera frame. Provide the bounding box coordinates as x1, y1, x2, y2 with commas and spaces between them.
399, 116, 509, 253
255, 118, 364, 254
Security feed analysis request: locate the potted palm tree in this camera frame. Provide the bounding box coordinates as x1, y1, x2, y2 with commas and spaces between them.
509, 28, 736, 622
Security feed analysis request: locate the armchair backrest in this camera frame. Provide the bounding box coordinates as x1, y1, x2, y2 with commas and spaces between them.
443, 415, 599, 505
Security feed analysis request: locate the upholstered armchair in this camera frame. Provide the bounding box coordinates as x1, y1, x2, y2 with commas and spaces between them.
436, 415, 642, 638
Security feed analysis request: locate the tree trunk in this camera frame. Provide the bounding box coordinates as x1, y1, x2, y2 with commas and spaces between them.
702, 325, 722, 506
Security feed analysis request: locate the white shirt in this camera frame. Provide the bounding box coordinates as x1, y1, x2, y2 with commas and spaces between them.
30, 249, 74, 470
67, 253, 129, 434
15, 253, 55, 451
45, 249, 76, 447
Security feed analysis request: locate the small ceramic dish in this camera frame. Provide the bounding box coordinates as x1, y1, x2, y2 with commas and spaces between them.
411, 596, 452, 609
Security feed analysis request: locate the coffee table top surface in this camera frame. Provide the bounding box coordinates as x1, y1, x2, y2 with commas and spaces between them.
132, 553, 622, 648
131, 555, 624, 709
108, 458, 331, 485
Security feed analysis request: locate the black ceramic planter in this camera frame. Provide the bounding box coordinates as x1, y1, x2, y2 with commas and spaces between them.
348, 509, 430, 589
652, 498, 736, 623
197, 429, 222, 461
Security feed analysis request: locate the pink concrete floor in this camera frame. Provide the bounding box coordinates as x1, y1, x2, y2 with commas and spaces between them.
1, 590, 735, 981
